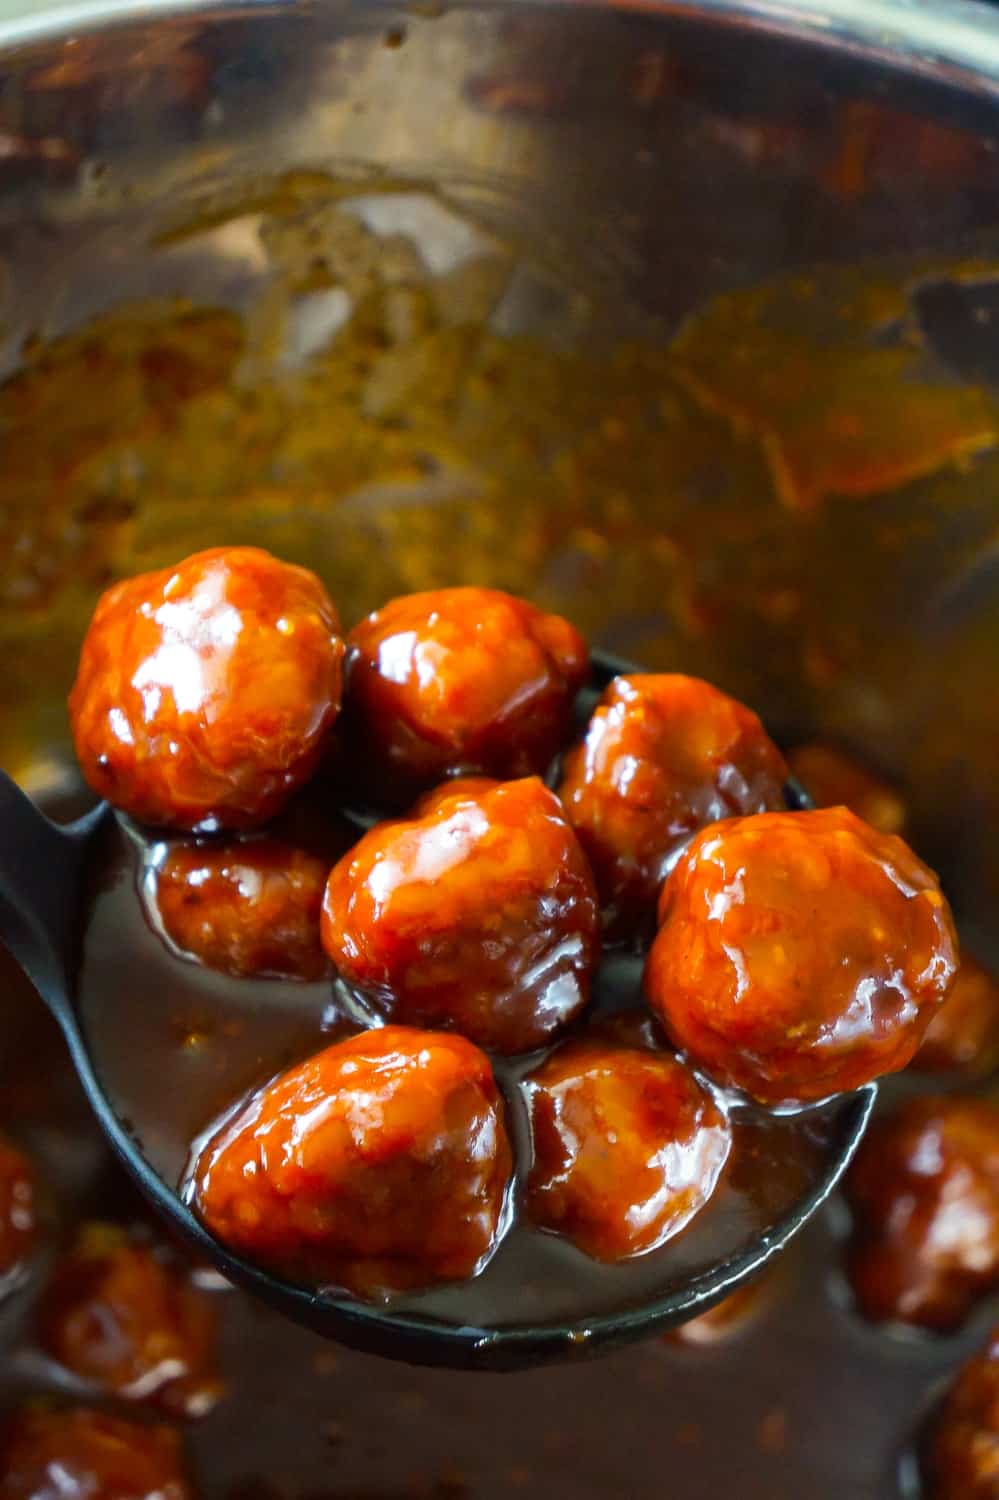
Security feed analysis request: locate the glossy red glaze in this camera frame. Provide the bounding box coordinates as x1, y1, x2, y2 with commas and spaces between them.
0, 1407, 191, 1500
38, 1224, 221, 1418
321, 776, 600, 1054
150, 839, 332, 981
645, 806, 958, 1105
557, 674, 788, 942
69, 547, 344, 829
914, 955, 999, 1078
846, 1096, 999, 1332
0, 1138, 36, 1283
343, 587, 589, 805
192, 1026, 512, 1300
525, 1036, 730, 1260
786, 742, 907, 836
923, 1325, 999, 1499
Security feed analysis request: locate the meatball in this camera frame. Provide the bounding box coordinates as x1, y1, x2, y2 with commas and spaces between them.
0, 1136, 36, 1282
525, 1035, 730, 1260
845, 1096, 999, 1332
557, 674, 788, 943
645, 807, 958, 1105
69, 546, 344, 829
192, 1026, 512, 1299
923, 1326, 999, 1499
148, 839, 332, 981
914, 955, 999, 1078
342, 587, 589, 805
321, 776, 599, 1053
38, 1223, 221, 1419
786, 742, 906, 835
668, 1271, 776, 1346
0, 1406, 191, 1500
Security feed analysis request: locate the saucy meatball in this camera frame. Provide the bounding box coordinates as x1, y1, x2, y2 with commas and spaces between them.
322, 776, 598, 1053
525, 1035, 730, 1260
922, 1326, 999, 1499
845, 1096, 999, 1332
192, 1026, 512, 1299
38, 1224, 221, 1418
557, 674, 788, 942
149, 839, 332, 981
343, 587, 589, 805
0, 1406, 191, 1500
0, 1137, 36, 1282
645, 807, 958, 1105
69, 546, 344, 829
668, 1272, 776, 1346
914, 955, 999, 1078
786, 742, 906, 835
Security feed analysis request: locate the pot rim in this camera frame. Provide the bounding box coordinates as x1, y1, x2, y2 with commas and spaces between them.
3, 0, 999, 97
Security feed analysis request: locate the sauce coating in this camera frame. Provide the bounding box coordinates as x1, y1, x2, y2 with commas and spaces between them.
786, 742, 907, 836
149, 839, 332, 981
644, 807, 958, 1105
845, 1095, 999, 1332
38, 1223, 221, 1418
525, 1036, 731, 1260
342, 587, 589, 806
191, 1026, 512, 1300
321, 776, 600, 1054
0, 1406, 191, 1500
0, 1137, 36, 1283
558, 674, 788, 942
69, 546, 344, 830
922, 1325, 999, 1499
914, 954, 999, 1078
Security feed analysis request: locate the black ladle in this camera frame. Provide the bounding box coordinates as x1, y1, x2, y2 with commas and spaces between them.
0, 649, 875, 1371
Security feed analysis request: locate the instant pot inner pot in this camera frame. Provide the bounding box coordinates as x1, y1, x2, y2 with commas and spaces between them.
1, 2, 999, 1494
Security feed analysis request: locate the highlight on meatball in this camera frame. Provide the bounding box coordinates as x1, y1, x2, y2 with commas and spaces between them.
557, 674, 788, 943
786, 742, 907, 836
914, 954, 999, 1078
525, 1034, 730, 1260
148, 838, 332, 981
0, 1405, 192, 1500
845, 1095, 999, 1332
38, 1223, 222, 1419
922, 1325, 999, 1499
69, 546, 344, 830
342, 586, 589, 806
644, 806, 958, 1105
322, 775, 600, 1054
0, 1136, 36, 1285
191, 1026, 513, 1300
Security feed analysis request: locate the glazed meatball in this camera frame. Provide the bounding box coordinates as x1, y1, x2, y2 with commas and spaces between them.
786, 742, 906, 835
557, 674, 788, 942
923, 1326, 999, 1499
845, 1096, 999, 1332
0, 1406, 191, 1500
192, 1026, 512, 1299
321, 776, 599, 1053
645, 807, 958, 1105
914, 955, 999, 1078
525, 1035, 730, 1260
149, 839, 332, 981
668, 1271, 776, 1346
0, 1137, 36, 1282
343, 587, 589, 805
38, 1224, 221, 1418
69, 546, 344, 829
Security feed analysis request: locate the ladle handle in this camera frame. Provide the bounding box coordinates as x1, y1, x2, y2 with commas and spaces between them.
0, 770, 98, 1012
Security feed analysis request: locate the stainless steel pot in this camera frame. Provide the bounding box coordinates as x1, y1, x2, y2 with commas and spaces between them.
2, 0, 999, 1493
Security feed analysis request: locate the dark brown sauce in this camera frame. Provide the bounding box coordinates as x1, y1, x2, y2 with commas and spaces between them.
76, 813, 840, 1330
